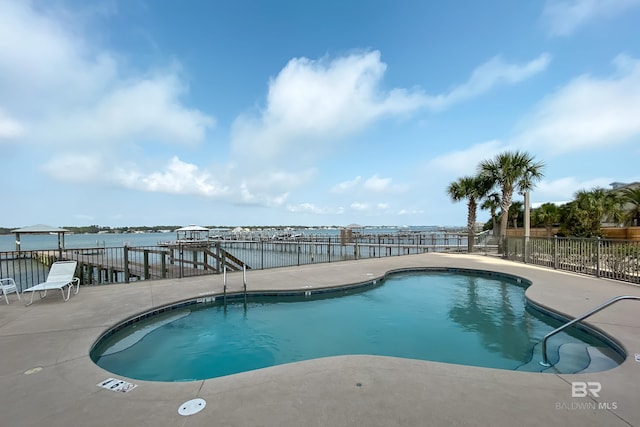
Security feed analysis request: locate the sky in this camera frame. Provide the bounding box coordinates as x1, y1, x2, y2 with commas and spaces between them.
1, 0, 639, 228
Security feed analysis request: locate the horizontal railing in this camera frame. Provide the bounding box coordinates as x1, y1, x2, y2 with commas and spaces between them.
505, 236, 640, 284
0, 233, 468, 289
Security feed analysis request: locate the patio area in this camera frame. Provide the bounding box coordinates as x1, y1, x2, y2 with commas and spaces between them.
1, 253, 639, 426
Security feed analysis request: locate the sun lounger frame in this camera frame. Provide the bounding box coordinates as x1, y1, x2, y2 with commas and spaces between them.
23, 261, 80, 306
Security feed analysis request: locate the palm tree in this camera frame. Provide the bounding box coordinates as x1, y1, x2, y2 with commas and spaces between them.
447, 175, 493, 252
531, 202, 560, 237
509, 201, 524, 229
480, 192, 500, 234
479, 151, 545, 252
562, 188, 622, 237
620, 187, 640, 226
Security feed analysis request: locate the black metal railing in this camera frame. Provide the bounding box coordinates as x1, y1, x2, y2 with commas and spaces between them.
0, 232, 468, 289
505, 236, 640, 284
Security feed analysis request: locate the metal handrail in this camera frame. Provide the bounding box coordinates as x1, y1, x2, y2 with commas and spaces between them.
243, 264, 247, 305
540, 295, 640, 366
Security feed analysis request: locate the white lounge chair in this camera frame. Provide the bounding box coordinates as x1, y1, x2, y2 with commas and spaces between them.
23, 261, 80, 306
1, 278, 21, 304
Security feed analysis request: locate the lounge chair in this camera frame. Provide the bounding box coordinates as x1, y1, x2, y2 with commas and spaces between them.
1, 278, 21, 304
23, 261, 80, 306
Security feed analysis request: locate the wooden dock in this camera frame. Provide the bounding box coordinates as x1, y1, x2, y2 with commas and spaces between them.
33, 245, 250, 285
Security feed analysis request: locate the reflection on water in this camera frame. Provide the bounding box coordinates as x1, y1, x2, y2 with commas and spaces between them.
448, 276, 533, 361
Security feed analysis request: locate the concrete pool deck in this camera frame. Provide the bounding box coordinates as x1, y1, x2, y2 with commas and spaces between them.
1, 253, 639, 427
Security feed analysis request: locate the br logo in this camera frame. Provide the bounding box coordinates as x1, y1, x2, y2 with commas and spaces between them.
571, 381, 602, 398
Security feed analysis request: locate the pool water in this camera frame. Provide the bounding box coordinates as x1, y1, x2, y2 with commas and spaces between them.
91, 270, 623, 381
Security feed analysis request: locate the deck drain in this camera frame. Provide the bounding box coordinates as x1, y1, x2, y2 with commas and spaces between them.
179, 398, 206, 416
97, 378, 138, 393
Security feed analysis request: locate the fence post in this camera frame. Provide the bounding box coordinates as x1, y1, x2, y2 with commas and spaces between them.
596, 237, 601, 278
161, 252, 167, 278
143, 249, 150, 280
553, 236, 558, 270
261, 240, 264, 270
124, 245, 130, 283
355, 238, 359, 260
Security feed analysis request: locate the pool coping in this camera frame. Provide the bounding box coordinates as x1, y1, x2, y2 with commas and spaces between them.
1, 253, 639, 426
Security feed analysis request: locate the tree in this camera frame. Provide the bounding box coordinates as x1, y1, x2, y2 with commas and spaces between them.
508, 201, 524, 229
447, 175, 493, 252
531, 203, 560, 237
479, 151, 545, 252
620, 187, 640, 226
561, 188, 622, 237
480, 192, 500, 233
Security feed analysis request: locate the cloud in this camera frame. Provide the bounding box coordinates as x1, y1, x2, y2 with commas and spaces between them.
425, 140, 505, 175
231, 51, 551, 169
542, 0, 640, 36
0, 1, 214, 150
38, 76, 214, 147
287, 203, 344, 215
42, 152, 108, 182
423, 54, 551, 111
363, 175, 407, 193
350, 202, 370, 211
398, 209, 425, 216
331, 176, 362, 193
535, 176, 618, 204
230, 50, 427, 166
516, 54, 640, 154
44, 154, 229, 197
0, 108, 24, 140
132, 157, 228, 197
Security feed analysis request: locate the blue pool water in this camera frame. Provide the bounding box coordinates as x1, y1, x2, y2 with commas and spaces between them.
90, 270, 623, 381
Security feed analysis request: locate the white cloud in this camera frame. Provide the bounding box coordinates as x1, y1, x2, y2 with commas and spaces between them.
38, 76, 213, 147
332, 174, 406, 195
331, 176, 362, 193
425, 140, 505, 175
398, 209, 425, 215
363, 175, 407, 193
543, 0, 640, 36
0, 108, 24, 140
231, 50, 427, 166
42, 152, 107, 182
231, 51, 551, 169
350, 202, 370, 211
287, 203, 344, 215
536, 176, 617, 202
363, 175, 392, 192
0, 1, 214, 150
134, 157, 227, 197
516, 54, 640, 154
424, 54, 551, 111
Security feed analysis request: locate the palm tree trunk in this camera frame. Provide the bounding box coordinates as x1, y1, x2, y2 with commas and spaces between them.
467, 200, 476, 253
499, 189, 513, 253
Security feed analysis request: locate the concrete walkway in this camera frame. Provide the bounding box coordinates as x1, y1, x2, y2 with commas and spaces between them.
1, 253, 639, 426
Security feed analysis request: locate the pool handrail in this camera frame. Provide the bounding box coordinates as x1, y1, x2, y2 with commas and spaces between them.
540, 295, 640, 366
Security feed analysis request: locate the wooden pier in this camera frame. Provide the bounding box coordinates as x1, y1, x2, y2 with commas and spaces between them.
33, 244, 249, 285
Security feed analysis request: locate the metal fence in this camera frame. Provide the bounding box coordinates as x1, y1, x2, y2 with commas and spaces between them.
0, 232, 471, 290
505, 236, 640, 284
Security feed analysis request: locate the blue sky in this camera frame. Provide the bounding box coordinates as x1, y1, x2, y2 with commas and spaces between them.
1, 0, 639, 228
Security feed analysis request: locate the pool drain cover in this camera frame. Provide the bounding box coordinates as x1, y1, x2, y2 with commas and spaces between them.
179, 398, 206, 416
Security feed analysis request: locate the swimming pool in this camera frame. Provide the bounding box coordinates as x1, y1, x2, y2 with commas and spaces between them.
90, 269, 624, 382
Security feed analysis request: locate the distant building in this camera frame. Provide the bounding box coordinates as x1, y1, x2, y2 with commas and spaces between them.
609, 182, 640, 191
